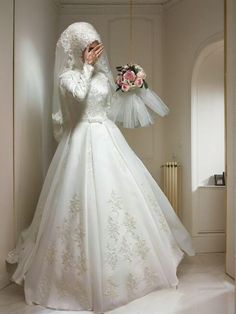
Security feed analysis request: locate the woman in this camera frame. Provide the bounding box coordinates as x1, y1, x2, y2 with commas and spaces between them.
6, 22, 195, 313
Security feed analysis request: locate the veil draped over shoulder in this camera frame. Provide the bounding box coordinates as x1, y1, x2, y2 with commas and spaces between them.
52, 22, 170, 142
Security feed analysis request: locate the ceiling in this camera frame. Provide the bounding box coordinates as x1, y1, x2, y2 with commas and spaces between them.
58, 0, 173, 5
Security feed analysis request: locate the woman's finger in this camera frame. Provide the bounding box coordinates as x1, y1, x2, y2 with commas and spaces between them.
94, 42, 103, 49
95, 46, 104, 56
92, 43, 103, 52
96, 49, 104, 59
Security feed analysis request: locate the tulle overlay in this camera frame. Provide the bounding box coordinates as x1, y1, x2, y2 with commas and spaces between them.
107, 88, 170, 128
6, 34, 195, 311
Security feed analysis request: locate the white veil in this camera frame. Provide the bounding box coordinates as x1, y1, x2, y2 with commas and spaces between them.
52, 22, 116, 142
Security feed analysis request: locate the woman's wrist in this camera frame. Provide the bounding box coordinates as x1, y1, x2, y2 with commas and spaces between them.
86, 60, 95, 66
84, 60, 94, 69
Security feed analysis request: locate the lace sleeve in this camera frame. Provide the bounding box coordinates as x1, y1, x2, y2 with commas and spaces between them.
59, 62, 94, 101
52, 111, 64, 143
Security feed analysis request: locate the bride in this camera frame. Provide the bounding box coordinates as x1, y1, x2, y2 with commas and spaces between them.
6, 22, 195, 313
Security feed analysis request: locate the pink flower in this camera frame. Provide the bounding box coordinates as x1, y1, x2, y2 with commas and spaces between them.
121, 83, 130, 92
134, 78, 143, 88
137, 70, 146, 79
116, 75, 123, 86
123, 70, 136, 82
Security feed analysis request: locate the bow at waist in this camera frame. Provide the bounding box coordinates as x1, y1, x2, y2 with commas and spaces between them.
80, 115, 109, 124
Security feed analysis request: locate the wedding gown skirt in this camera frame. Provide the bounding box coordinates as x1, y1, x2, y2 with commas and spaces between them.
6, 116, 195, 312
6, 67, 195, 313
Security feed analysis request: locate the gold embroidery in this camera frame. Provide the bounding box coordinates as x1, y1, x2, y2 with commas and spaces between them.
57, 194, 85, 245
134, 235, 150, 260
40, 193, 89, 305
126, 273, 138, 297
46, 243, 57, 265
105, 190, 124, 269
103, 189, 171, 302
61, 246, 76, 271
105, 190, 151, 271
107, 190, 123, 214
105, 243, 119, 270
119, 236, 134, 263
104, 277, 119, 297
143, 266, 159, 289
103, 189, 156, 304
107, 215, 120, 242
58, 194, 87, 274
123, 212, 136, 236
69, 193, 81, 215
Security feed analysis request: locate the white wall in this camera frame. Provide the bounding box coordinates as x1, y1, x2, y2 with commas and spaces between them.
14, 0, 58, 246
0, 0, 14, 289
163, 0, 224, 238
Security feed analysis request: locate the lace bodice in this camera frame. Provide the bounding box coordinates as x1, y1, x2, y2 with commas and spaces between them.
59, 62, 111, 128
83, 70, 110, 120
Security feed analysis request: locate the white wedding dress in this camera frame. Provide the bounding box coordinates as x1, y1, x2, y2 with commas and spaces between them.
6, 60, 195, 313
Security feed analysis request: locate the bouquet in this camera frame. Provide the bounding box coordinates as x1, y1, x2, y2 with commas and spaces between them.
115, 63, 148, 92
108, 62, 169, 128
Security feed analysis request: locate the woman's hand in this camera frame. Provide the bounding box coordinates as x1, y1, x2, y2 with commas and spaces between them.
83, 42, 104, 66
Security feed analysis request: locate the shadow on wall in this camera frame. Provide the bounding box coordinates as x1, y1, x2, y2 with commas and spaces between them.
15, 38, 47, 235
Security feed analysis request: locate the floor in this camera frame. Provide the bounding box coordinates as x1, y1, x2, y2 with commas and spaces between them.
0, 253, 234, 314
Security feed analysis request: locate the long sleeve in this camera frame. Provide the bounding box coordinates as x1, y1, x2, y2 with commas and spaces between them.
59, 62, 94, 101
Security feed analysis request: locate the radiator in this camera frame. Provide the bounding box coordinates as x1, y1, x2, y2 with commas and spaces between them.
161, 161, 181, 216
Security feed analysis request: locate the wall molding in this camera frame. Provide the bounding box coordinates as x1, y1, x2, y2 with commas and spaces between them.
60, 4, 163, 15
57, 0, 183, 6
192, 234, 226, 253
59, 0, 169, 4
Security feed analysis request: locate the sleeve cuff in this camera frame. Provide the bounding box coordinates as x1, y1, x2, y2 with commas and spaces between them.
84, 61, 94, 73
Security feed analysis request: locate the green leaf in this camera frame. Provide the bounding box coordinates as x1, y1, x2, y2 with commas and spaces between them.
143, 80, 148, 89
